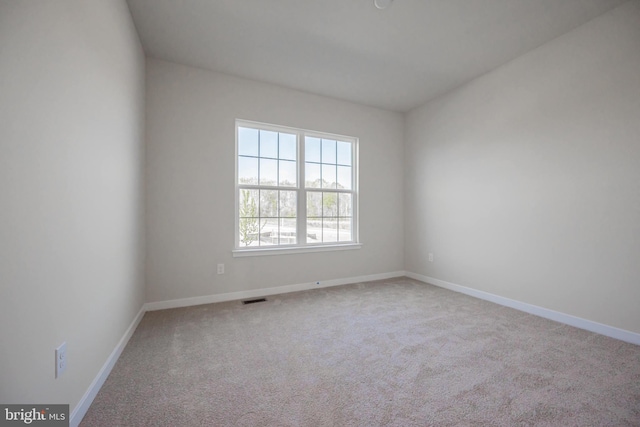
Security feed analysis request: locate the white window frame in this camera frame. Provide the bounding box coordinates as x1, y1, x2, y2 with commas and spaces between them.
233, 119, 360, 257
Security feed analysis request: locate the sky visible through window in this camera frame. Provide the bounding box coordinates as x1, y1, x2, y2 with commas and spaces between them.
238, 128, 297, 187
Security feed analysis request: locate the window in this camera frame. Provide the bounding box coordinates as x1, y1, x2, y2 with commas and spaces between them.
235, 120, 358, 254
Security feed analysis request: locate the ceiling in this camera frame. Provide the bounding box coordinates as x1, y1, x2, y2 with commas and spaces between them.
127, 0, 626, 112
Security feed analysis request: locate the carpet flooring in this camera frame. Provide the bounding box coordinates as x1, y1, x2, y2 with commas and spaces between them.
80, 277, 640, 426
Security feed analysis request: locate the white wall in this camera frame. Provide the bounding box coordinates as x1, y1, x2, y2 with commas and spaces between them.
0, 0, 145, 414
405, 0, 640, 334
145, 59, 404, 303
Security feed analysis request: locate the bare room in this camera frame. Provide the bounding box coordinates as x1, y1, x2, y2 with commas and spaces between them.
1, 0, 639, 426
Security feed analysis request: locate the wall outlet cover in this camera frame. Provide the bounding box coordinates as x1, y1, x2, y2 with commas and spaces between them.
55, 342, 67, 378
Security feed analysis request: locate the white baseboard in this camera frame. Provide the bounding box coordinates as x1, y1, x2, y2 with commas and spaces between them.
70, 306, 146, 427
405, 271, 640, 346
144, 271, 406, 311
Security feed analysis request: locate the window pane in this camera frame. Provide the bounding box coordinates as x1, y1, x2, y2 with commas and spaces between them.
260, 130, 278, 159
306, 191, 322, 217
321, 139, 337, 164
259, 158, 277, 186
238, 156, 258, 185
323, 218, 338, 243
322, 164, 337, 189
305, 137, 321, 163
322, 192, 338, 217
239, 189, 259, 218
306, 219, 321, 244
305, 162, 321, 188
338, 217, 352, 242
259, 190, 278, 217
279, 133, 296, 161
260, 219, 279, 246
279, 160, 296, 187
339, 193, 352, 217
238, 127, 259, 157
238, 218, 261, 247
337, 141, 351, 166
238, 189, 260, 247
337, 166, 351, 190
279, 191, 296, 218
279, 218, 297, 245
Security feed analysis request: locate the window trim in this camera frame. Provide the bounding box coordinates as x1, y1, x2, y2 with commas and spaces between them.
232, 243, 362, 258
234, 119, 359, 254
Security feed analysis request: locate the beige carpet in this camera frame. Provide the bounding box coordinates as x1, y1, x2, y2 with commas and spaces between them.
81, 277, 640, 426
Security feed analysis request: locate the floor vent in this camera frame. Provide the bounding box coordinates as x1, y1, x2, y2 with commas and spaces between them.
242, 298, 267, 305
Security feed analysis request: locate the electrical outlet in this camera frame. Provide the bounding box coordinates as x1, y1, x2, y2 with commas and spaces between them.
217, 263, 224, 274
428, 253, 434, 262
55, 342, 67, 378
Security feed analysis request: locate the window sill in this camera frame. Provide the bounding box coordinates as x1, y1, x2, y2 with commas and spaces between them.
232, 243, 362, 257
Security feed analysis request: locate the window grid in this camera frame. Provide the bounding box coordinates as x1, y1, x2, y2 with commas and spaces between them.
236, 120, 357, 250
306, 190, 353, 243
